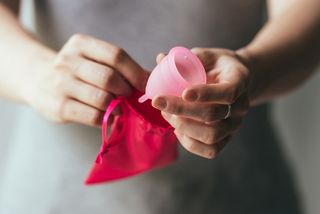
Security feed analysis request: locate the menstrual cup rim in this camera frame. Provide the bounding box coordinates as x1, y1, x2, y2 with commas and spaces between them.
139, 46, 207, 103
168, 47, 207, 87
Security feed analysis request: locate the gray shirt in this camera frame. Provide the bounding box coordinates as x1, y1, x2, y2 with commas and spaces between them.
0, 0, 302, 213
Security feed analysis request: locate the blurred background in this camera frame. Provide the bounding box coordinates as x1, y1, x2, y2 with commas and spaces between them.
272, 72, 320, 214
0, 1, 319, 213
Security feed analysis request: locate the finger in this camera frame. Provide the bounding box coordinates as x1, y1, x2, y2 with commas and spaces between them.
175, 129, 231, 159
153, 96, 228, 123
64, 34, 149, 91
182, 82, 242, 104
60, 99, 105, 127
62, 77, 117, 112
72, 57, 132, 96
182, 52, 249, 104
156, 53, 166, 64
162, 112, 241, 145
174, 130, 215, 159
190, 47, 218, 70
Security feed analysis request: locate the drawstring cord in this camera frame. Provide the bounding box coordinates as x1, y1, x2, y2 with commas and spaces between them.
95, 98, 123, 164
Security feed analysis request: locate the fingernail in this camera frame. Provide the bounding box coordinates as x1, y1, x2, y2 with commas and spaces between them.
184, 90, 198, 102
153, 97, 167, 110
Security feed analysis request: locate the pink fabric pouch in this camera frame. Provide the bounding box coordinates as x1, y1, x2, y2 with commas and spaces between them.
85, 90, 178, 185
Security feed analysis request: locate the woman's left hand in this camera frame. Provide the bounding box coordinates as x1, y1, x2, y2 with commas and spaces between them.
152, 48, 251, 159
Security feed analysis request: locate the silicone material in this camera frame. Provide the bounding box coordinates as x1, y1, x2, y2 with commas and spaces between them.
139, 46, 206, 102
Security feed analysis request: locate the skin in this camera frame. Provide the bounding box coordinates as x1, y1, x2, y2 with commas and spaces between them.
153, 49, 250, 158
152, 0, 320, 158
0, 1, 149, 127
0, 0, 319, 158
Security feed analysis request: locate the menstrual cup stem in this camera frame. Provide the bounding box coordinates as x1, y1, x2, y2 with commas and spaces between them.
138, 94, 149, 103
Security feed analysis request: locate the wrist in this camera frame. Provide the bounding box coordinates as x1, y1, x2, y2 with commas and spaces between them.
20, 43, 56, 106
235, 47, 259, 105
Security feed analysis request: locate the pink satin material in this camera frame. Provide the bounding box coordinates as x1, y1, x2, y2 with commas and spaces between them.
85, 90, 178, 185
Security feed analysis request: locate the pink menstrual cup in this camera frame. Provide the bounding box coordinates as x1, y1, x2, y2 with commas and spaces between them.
139, 46, 206, 103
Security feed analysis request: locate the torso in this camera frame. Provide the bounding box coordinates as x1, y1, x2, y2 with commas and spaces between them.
0, 1, 301, 213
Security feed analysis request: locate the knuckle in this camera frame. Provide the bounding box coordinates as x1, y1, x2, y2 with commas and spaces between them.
202, 106, 216, 122
191, 47, 202, 53
207, 149, 218, 159
111, 47, 127, 64
102, 69, 117, 87
53, 54, 71, 68
53, 73, 74, 95
94, 91, 109, 108
204, 128, 216, 145
52, 73, 67, 91
185, 140, 197, 153
68, 33, 87, 46
89, 110, 102, 126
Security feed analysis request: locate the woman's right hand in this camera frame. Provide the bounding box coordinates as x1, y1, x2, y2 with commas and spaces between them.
24, 34, 149, 127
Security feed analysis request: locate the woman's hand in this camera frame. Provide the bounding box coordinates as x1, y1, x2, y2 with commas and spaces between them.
24, 34, 149, 127
152, 48, 251, 159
